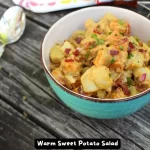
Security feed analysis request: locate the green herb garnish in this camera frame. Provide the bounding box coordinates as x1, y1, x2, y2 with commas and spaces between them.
134, 36, 139, 42
91, 34, 97, 38
109, 73, 112, 77
118, 20, 124, 25
85, 52, 90, 59
90, 44, 95, 49
91, 34, 105, 45
127, 77, 132, 87
128, 53, 134, 59
119, 45, 124, 50
110, 57, 115, 64
120, 31, 124, 36
115, 34, 118, 36
109, 31, 112, 35
98, 39, 105, 44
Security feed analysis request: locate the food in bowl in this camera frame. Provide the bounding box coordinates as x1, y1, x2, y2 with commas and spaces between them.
49, 13, 150, 99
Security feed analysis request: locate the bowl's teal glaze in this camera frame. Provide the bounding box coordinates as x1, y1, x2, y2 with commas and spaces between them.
41, 7, 150, 119
46, 73, 150, 119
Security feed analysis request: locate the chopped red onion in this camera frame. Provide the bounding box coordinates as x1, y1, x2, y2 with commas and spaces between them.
65, 59, 74, 62
110, 50, 119, 56
73, 50, 80, 56
139, 73, 146, 82
65, 48, 71, 54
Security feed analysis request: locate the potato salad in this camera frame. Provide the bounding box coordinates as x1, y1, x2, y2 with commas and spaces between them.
49, 14, 150, 99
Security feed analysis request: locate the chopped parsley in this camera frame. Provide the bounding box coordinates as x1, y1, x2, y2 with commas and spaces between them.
132, 41, 137, 46
109, 31, 112, 35
127, 77, 132, 87
85, 52, 90, 59
134, 36, 139, 42
90, 44, 95, 49
118, 20, 124, 25
98, 39, 105, 44
120, 31, 124, 36
91, 34, 105, 45
119, 45, 124, 50
115, 34, 118, 36
128, 53, 134, 59
91, 34, 97, 38
109, 73, 112, 77
110, 57, 115, 64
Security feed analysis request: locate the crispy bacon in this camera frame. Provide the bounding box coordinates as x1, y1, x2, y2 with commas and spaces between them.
75, 37, 82, 44
65, 48, 71, 54
139, 73, 147, 82
73, 50, 80, 56
115, 38, 128, 45
65, 59, 74, 62
110, 50, 119, 56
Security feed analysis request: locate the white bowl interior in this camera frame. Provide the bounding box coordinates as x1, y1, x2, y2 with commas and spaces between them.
42, 6, 150, 78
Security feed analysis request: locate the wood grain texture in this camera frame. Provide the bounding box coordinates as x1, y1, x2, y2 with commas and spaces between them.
0, 1, 149, 150
0, 99, 55, 150
0, 60, 143, 150
0, 0, 149, 29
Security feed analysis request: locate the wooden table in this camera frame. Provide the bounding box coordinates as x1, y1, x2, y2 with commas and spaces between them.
0, 1, 150, 150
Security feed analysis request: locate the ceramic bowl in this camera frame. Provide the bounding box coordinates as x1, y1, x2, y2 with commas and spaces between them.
41, 6, 150, 119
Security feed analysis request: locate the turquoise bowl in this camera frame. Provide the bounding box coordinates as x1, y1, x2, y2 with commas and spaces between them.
41, 6, 150, 119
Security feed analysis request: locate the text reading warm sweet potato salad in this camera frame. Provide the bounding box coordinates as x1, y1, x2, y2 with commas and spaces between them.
49, 14, 150, 99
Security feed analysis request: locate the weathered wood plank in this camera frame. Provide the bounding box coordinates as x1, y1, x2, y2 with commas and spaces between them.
0, 3, 149, 150
0, 0, 149, 29
0, 98, 55, 150
0, 62, 142, 150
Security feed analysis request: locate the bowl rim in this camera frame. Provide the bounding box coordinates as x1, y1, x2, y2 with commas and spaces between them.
41, 6, 150, 103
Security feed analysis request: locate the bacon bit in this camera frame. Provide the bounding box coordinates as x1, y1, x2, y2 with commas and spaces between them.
65, 48, 71, 54
110, 50, 119, 56
139, 49, 147, 53
139, 73, 147, 82
77, 86, 86, 95
75, 37, 82, 44
125, 24, 130, 36
65, 59, 74, 62
116, 38, 128, 45
73, 50, 80, 56
128, 46, 131, 53
136, 84, 147, 92
114, 76, 123, 87
139, 41, 143, 47
129, 42, 135, 49
93, 28, 101, 34
121, 84, 131, 96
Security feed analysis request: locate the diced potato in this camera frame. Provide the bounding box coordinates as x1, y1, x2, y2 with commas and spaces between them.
110, 51, 128, 72
100, 13, 117, 22
126, 51, 144, 69
106, 30, 122, 44
85, 19, 96, 30
130, 86, 138, 96
129, 36, 139, 46
81, 37, 95, 50
50, 45, 64, 63
61, 41, 75, 52
61, 61, 81, 76
91, 65, 113, 92
51, 68, 65, 85
109, 87, 126, 99
97, 89, 106, 99
97, 13, 117, 34
64, 74, 76, 84
81, 67, 99, 92
133, 67, 150, 85
93, 49, 112, 67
